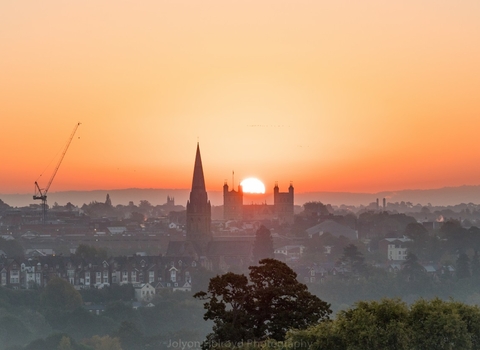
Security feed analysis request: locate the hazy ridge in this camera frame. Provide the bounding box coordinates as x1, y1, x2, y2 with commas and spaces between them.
2, 185, 480, 208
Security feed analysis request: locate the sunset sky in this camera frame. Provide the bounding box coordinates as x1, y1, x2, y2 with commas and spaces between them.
1, 1, 479, 197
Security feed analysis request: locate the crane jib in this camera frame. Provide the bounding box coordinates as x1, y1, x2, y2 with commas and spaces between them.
33, 122, 81, 224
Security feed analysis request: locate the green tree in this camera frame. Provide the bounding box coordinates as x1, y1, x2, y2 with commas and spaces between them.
408, 298, 472, 349
252, 225, 274, 263
82, 335, 123, 350
283, 298, 480, 350
42, 277, 83, 311
194, 259, 331, 347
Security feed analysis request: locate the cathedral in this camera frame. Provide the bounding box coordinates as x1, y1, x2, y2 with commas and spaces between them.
223, 182, 294, 224
166, 143, 253, 271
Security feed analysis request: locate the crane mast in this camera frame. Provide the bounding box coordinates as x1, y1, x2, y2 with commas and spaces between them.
34, 122, 81, 224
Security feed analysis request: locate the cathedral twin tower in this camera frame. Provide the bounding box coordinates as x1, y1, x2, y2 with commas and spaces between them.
186, 144, 294, 241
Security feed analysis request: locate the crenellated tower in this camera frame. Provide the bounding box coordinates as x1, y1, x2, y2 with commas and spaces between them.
223, 182, 244, 220
273, 182, 294, 224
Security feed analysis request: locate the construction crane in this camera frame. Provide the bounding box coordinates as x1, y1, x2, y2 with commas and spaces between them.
33, 122, 81, 224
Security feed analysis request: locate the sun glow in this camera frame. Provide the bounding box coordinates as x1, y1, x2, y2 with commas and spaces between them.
240, 178, 266, 194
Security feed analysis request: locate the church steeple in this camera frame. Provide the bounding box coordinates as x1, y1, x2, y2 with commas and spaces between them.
186, 143, 211, 240
191, 142, 206, 192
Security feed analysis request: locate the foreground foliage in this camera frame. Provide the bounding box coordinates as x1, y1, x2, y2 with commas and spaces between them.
281, 298, 480, 350
194, 259, 331, 348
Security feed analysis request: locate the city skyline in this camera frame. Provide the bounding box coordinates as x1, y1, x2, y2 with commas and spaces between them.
2, 1, 480, 197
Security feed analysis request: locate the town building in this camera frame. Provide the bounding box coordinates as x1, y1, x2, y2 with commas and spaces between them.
378, 237, 412, 261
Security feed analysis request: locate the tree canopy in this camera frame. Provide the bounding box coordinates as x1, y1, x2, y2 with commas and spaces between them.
252, 225, 274, 263
194, 259, 331, 348
41, 277, 83, 312
282, 298, 480, 350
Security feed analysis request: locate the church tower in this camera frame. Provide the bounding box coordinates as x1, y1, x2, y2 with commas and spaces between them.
273, 182, 294, 224
186, 143, 212, 240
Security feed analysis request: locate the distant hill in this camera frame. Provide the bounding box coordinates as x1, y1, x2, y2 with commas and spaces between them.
2, 185, 480, 208
297, 185, 480, 207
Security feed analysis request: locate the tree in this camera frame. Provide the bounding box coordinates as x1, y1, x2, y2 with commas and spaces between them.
57, 336, 73, 350
194, 259, 331, 347
337, 244, 366, 276
456, 253, 471, 280
138, 200, 153, 214
303, 202, 330, 217
252, 225, 274, 263
408, 298, 472, 349
75, 244, 108, 260
401, 252, 425, 282
82, 335, 123, 350
283, 298, 480, 350
114, 321, 144, 350
0, 237, 24, 258
249, 259, 331, 341
194, 272, 254, 346
130, 212, 145, 224
0, 315, 32, 348
404, 222, 428, 241
472, 250, 480, 280
42, 277, 83, 311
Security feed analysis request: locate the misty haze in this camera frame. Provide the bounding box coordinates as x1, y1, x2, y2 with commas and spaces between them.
2, 1, 480, 349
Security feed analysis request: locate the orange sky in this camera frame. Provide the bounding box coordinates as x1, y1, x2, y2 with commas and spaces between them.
1, 1, 480, 196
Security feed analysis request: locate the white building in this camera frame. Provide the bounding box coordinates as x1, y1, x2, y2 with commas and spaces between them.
134, 283, 156, 302
379, 237, 412, 261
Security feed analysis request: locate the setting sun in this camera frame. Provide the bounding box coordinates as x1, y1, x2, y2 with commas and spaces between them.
240, 178, 266, 194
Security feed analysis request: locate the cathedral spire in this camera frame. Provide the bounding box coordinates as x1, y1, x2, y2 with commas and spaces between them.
186, 143, 211, 240
191, 142, 206, 192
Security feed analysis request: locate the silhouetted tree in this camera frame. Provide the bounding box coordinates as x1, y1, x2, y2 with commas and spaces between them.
338, 244, 366, 276
194, 259, 331, 347
138, 200, 153, 215
303, 201, 330, 217
252, 225, 274, 263
401, 252, 425, 282
249, 259, 331, 341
